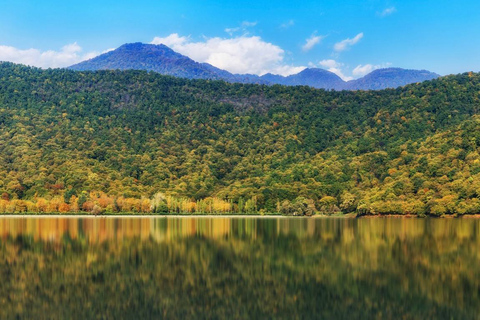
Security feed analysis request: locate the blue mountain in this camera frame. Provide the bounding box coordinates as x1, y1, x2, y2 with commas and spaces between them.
261, 68, 346, 90
345, 68, 440, 90
69, 43, 440, 90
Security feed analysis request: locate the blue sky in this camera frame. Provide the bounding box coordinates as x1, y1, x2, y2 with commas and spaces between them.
1, 0, 479, 79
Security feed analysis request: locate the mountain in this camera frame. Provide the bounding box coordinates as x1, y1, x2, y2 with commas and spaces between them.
69, 42, 440, 90
69, 42, 236, 81
261, 67, 440, 90
261, 68, 345, 90
1, 62, 480, 216
345, 68, 440, 90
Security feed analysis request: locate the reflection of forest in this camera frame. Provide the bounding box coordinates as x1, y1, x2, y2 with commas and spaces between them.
0, 217, 327, 242
0, 217, 479, 319
1, 217, 480, 243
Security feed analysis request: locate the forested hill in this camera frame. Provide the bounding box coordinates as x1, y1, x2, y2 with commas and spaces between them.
1, 62, 480, 216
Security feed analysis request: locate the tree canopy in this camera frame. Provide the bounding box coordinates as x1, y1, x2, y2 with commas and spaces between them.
1, 62, 480, 215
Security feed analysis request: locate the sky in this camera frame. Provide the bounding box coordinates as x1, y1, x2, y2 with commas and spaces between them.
1, 0, 480, 79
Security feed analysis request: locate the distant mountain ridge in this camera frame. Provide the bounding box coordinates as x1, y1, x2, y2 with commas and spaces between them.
69, 43, 268, 85
69, 42, 441, 90
261, 68, 346, 90
345, 68, 440, 90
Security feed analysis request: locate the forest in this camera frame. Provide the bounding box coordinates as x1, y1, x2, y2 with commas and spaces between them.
1, 62, 480, 215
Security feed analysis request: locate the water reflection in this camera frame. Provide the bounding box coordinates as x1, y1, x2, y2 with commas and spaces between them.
0, 217, 479, 319
1, 216, 480, 243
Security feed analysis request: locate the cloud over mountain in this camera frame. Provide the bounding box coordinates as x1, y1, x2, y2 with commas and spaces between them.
151, 34, 304, 76
317, 59, 353, 81
352, 63, 392, 77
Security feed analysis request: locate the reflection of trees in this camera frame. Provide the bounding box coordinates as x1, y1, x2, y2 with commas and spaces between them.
0, 218, 479, 319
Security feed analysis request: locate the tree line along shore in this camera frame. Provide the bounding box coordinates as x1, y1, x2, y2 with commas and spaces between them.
1, 63, 480, 216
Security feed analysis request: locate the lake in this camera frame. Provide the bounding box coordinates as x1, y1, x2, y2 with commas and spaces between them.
0, 216, 479, 319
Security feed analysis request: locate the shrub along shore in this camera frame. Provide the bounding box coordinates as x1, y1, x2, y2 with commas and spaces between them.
0, 192, 311, 216
0, 191, 475, 217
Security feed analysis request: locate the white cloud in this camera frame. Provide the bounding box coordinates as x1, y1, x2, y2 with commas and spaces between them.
225, 27, 241, 35
102, 48, 116, 54
352, 64, 376, 77
151, 33, 189, 47
62, 42, 82, 54
241, 21, 257, 27
224, 21, 257, 36
317, 59, 353, 81
334, 33, 364, 52
302, 34, 325, 52
151, 34, 305, 76
378, 7, 396, 17
328, 67, 353, 81
280, 20, 295, 29
318, 59, 339, 69
352, 63, 392, 77
317, 60, 392, 80
270, 64, 306, 76
0, 42, 98, 68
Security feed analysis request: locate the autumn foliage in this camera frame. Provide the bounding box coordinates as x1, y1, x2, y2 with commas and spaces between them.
1, 63, 480, 216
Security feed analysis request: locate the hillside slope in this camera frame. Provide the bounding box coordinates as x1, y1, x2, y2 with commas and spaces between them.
0, 62, 479, 215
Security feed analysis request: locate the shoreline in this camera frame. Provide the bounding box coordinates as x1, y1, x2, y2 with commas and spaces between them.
0, 214, 284, 219
0, 213, 479, 219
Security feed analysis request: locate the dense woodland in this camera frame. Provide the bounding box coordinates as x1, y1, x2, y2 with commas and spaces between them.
1, 62, 480, 215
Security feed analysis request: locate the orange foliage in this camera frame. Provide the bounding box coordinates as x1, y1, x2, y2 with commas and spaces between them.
82, 201, 95, 212
58, 202, 70, 213
97, 193, 114, 208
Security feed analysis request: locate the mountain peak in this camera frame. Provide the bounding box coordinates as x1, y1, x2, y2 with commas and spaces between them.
299, 68, 334, 74
116, 42, 174, 53
346, 68, 440, 90
69, 42, 440, 90
69, 42, 229, 80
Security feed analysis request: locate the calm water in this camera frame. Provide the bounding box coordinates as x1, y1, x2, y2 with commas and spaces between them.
0, 216, 479, 319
